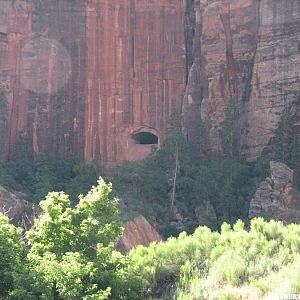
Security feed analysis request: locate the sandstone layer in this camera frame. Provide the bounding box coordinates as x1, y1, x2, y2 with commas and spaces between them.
183, 0, 300, 157
0, 0, 186, 166
0, 1, 299, 165
249, 161, 300, 223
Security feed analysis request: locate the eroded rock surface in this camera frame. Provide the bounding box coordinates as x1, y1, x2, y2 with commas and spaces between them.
0, 185, 30, 225
0, 1, 299, 165
249, 161, 300, 223
183, 0, 300, 157
116, 215, 162, 252
0, 0, 186, 167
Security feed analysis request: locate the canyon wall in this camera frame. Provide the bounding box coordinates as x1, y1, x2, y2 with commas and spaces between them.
0, 0, 299, 165
183, 0, 300, 158
84, 0, 186, 165
0, 0, 186, 166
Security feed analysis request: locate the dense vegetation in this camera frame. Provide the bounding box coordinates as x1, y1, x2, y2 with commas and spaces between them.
1, 180, 300, 299
0, 179, 143, 299
113, 108, 267, 234
3, 101, 298, 235
130, 218, 300, 299
266, 97, 300, 189
0, 136, 99, 203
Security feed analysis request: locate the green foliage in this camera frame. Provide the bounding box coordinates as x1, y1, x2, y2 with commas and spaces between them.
130, 218, 300, 299
114, 109, 263, 233
0, 141, 99, 203
0, 215, 26, 299
266, 98, 300, 189
220, 101, 240, 158
0, 179, 143, 299
26, 178, 142, 299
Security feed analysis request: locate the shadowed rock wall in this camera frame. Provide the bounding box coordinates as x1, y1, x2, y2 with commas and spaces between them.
183, 0, 300, 158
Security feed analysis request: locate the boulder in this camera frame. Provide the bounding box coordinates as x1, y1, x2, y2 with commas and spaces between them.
116, 215, 162, 252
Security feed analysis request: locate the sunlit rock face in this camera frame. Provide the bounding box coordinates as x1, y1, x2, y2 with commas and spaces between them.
1, 0, 300, 165
116, 215, 162, 252
0, 0, 87, 162
183, 0, 261, 150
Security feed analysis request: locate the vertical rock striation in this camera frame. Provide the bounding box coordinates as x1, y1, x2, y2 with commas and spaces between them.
0, 0, 186, 166
85, 0, 186, 165
0, 0, 87, 160
242, 0, 300, 158
0, 0, 300, 165
183, 0, 261, 150
183, 0, 300, 158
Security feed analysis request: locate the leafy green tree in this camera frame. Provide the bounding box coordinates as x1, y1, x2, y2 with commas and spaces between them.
27, 178, 142, 299
0, 215, 26, 298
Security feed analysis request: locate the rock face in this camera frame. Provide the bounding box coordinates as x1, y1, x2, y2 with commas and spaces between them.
249, 161, 300, 223
0, 1, 300, 165
183, 0, 300, 157
242, 0, 300, 159
0, 0, 186, 166
0, 185, 29, 225
116, 215, 162, 252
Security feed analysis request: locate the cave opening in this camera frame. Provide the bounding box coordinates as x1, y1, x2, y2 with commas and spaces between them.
131, 131, 158, 145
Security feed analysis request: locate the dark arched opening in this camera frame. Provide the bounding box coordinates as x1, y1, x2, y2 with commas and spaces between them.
131, 131, 158, 145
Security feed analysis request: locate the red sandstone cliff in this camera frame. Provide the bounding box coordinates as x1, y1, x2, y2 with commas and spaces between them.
85, 0, 186, 165
0, 0, 299, 165
0, 0, 186, 166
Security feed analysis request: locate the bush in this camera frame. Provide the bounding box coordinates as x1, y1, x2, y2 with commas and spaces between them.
130, 218, 300, 299
0, 146, 100, 204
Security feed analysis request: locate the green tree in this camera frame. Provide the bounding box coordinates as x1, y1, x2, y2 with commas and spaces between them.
27, 178, 142, 299
0, 215, 26, 299
267, 98, 300, 188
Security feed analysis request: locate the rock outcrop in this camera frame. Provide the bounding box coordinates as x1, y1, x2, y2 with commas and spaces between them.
249, 161, 300, 223
0, 185, 30, 226
0, 1, 299, 165
116, 215, 162, 252
242, 0, 300, 159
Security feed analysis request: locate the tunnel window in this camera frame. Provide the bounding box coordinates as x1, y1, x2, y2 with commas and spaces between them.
131, 131, 158, 145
